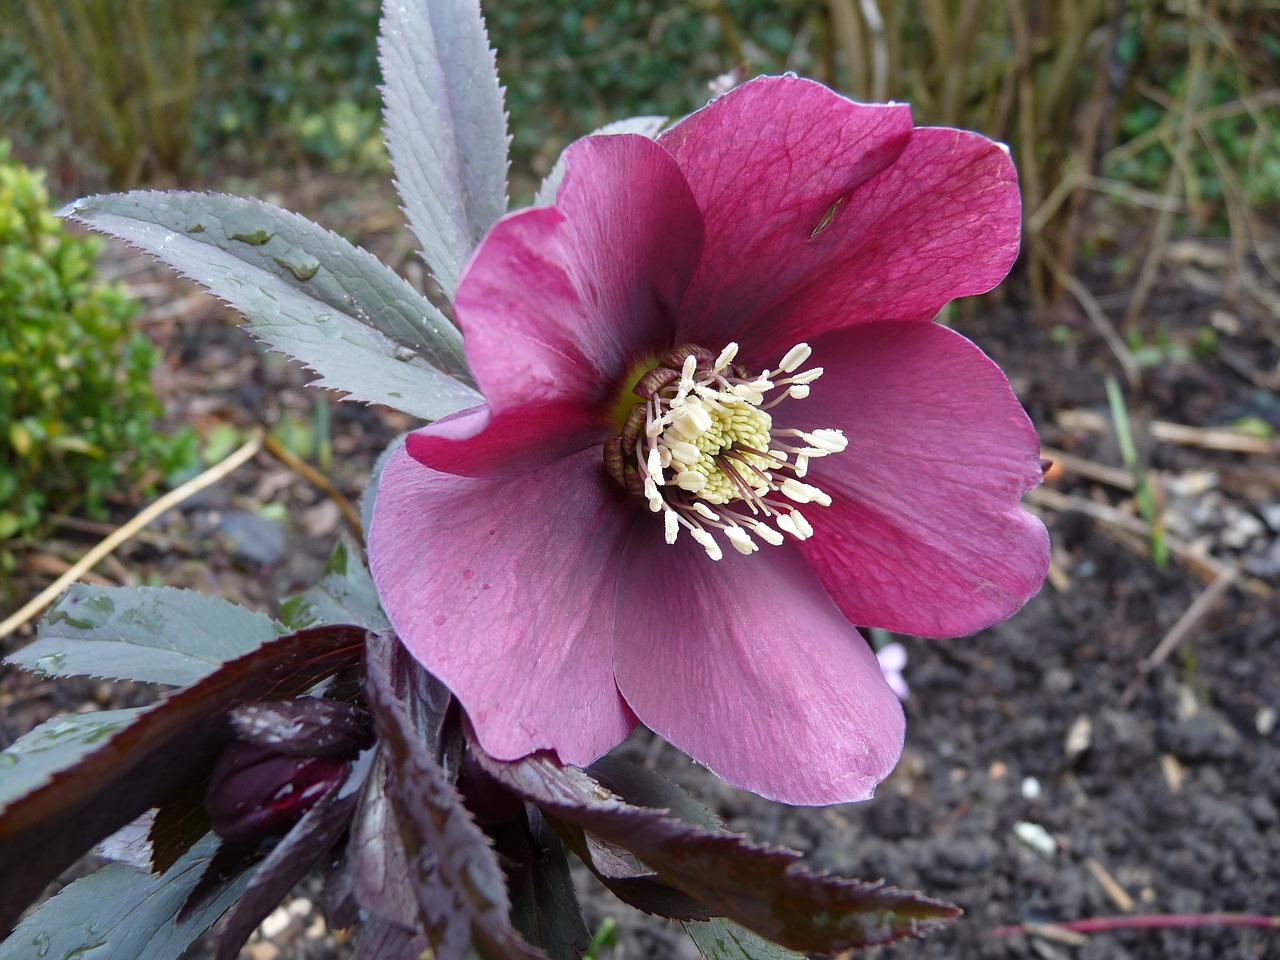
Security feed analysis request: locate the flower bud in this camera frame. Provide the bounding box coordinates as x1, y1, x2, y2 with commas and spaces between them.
206, 740, 348, 844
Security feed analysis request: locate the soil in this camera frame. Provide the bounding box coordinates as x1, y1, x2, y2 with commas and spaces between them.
2, 174, 1277, 960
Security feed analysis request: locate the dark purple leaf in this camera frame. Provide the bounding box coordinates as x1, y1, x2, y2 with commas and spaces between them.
362, 631, 545, 960
213, 784, 361, 960
320, 846, 361, 931
587, 756, 724, 831
149, 774, 214, 873
230, 699, 374, 758
501, 808, 591, 960
0, 624, 365, 936
349, 752, 422, 932
352, 917, 431, 960
476, 749, 960, 953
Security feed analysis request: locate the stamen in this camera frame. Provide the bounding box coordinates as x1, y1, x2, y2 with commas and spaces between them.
724, 525, 757, 555
778, 343, 812, 373
607, 339, 843, 559
664, 509, 680, 544
690, 527, 723, 561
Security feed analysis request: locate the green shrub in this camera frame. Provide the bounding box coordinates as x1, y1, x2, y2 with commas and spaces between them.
0, 142, 182, 543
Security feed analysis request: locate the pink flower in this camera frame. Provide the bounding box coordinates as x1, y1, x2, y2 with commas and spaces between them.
369, 76, 1049, 805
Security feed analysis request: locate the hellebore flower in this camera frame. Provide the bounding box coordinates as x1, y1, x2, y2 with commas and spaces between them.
370, 76, 1050, 805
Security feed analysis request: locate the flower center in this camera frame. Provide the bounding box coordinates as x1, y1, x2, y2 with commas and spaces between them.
604, 341, 846, 560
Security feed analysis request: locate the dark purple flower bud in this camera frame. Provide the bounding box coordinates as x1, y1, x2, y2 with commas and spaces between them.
206, 739, 348, 844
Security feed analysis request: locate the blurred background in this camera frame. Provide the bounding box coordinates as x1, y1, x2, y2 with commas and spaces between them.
3, 4, 1280, 957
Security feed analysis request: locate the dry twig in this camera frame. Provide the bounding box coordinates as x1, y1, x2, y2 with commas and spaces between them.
1118, 564, 1239, 709
261, 433, 364, 543
0, 428, 266, 642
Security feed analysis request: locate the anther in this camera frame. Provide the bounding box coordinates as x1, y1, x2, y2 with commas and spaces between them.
778, 343, 812, 373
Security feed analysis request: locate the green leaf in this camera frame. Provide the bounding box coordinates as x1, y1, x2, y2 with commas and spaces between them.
534, 115, 668, 208
9, 584, 287, 686
362, 433, 406, 540
380, 0, 510, 297
60, 191, 481, 421
0, 624, 367, 935
280, 540, 390, 632
685, 918, 805, 960
0, 833, 251, 960
0, 709, 144, 817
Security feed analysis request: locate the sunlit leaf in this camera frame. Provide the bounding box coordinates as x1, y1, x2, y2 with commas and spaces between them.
380, 0, 509, 297
0, 709, 143, 816
60, 191, 480, 421
9, 584, 286, 687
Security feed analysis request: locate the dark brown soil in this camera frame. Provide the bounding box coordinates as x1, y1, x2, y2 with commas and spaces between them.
3, 176, 1278, 960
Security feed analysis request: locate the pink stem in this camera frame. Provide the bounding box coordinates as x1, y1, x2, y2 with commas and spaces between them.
994, 914, 1280, 937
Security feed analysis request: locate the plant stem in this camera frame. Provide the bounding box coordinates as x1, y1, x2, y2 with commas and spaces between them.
995, 913, 1280, 937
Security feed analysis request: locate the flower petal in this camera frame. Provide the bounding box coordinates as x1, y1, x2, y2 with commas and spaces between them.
786, 322, 1049, 637
370, 433, 639, 764
660, 77, 1019, 361
454, 133, 704, 414
407, 400, 608, 476
657, 75, 913, 355
746, 126, 1022, 355
612, 529, 905, 806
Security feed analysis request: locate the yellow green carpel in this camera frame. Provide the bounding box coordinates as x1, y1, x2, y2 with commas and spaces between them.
608, 355, 659, 430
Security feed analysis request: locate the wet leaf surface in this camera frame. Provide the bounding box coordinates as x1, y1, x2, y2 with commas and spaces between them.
0, 624, 365, 935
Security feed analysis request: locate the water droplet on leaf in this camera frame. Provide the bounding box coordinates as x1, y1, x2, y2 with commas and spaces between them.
35, 652, 67, 674
393, 346, 417, 361
274, 252, 320, 281
229, 227, 272, 245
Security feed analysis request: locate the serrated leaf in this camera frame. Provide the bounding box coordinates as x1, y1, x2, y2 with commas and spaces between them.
363, 631, 544, 960
350, 753, 422, 932
0, 833, 250, 960
533, 115, 668, 208
0, 709, 144, 815
477, 750, 960, 953
280, 540, 390, 633
60, 191, 481, 421
684, 918, 805, 960
380, 0, 510, 297
10, 584, 286, 686
0, 624, 366, 935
